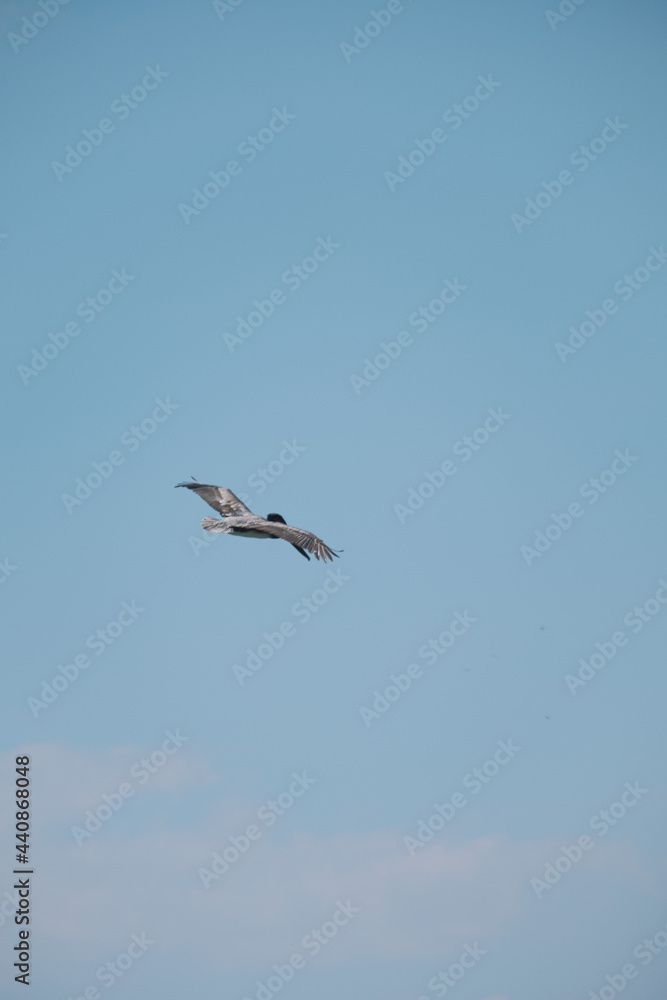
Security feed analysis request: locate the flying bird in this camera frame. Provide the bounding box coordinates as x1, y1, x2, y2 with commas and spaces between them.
176, 480, 340, 563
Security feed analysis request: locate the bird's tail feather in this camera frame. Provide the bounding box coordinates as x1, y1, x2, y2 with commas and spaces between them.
201, 517, 228, 532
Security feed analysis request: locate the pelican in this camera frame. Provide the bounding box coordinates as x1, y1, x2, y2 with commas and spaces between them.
176, 480, 340, 563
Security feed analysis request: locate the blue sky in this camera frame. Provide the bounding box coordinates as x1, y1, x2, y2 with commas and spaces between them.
2, 0, 667, 997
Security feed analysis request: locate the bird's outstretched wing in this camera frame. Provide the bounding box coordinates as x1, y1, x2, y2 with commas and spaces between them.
175, 480, 253, 517
253, 518, 339, 563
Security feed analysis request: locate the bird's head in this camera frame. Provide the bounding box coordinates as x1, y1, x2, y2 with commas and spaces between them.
266, 513, 286, 523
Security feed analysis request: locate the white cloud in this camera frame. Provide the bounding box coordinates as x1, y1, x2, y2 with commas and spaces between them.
0, 743, 658, 984
0, 739, 217, 832
7, 815, 652, 966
